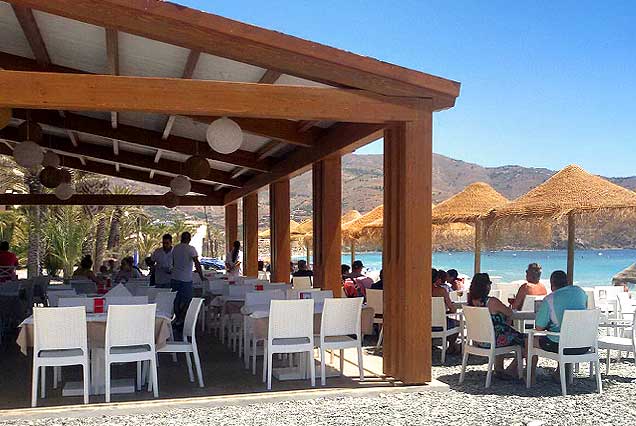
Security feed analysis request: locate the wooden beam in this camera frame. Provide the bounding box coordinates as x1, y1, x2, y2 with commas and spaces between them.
258, 69, 282, 84
0, 126, 242, 187
256, 141, 285, 160
382, 105, 433, 384
0, 70, 427, 122
9, 0, 460, 108
242, 193, 259, 277
0, 193, 221, 206
225, 203, 238, 253
161, 49, 200, 139
11, 6, 51, 68
297, 121, 318, 132
224, 122, 383, 204
105, 28, 119, 128
312, 155, 342, 293
14, 109, 271, 172
270, 178, 291, 284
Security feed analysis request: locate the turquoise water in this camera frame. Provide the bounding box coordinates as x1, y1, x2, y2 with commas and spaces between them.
297, 249, 636, 287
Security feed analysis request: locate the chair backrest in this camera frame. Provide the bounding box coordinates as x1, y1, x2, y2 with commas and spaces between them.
559, 309, 600, 351
522, 295, 543, 312
207, 279, 227, 294
366, 289, 383, 316
70, 280, 97, 295
228, 284, 250, 298
490, 289, 502, 300
47, 289, 77, 306
300, 290, 333, 305
106, 296, 149, 307
431, 297, 448, 329
33, 306, 87, 352
286, 287, 320, 300
617, 293, 636, 317
183, 298, 204, 340
245, 289, 286, 307
268, 299, 314, 340
292, 276, 312, 290
257, 271, 269, 280
595, 286, 622, 301
584, 289, 596, 309
463, 306, 496, 345
58, 296, 91, 310
321, 297, 362, 338
106, 304, 156, 348
155, 291, 177, 317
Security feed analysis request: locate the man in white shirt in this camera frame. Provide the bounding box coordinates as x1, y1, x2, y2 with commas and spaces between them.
150, 234, 173, 288
171, 232, 206, 329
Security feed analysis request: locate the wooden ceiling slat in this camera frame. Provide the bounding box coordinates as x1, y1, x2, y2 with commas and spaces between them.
105, 28, 119, 129
11, 6, 51, 68
0, 193, 222, 206
161, 49, 200, 140
258, 69, 282, 84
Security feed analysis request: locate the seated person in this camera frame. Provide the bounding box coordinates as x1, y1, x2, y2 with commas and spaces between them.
437, 269, 452, 292
447, 269, 465, 291
341, 264, 351, 280
468, 273, 525, 379
72, 255, 104, 286
145, 256, 156, 286
371, 269, 383, 290
0, 240, 18, 282
512, 263, 547, 311
113, 257, 134, 284
125, 256, 143, 278
292, 260, 313, 277
432, 269, 459, 354
349, 260, 374, 290
529, 270, 589, 382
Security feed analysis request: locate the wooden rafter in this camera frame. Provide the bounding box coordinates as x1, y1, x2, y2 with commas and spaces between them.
105, 28, 119, 128
8, 0, 460, 108
0, 70, 427, 123
11, 6, 50, 68
0, 193, 222, 206
258, 69, 282, 84
256, 141, 285, 160
161, 49, 200, 140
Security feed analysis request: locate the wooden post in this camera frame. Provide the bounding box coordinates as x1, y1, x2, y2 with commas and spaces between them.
270, 179, 291, 283
312, 156, 342, 293
350, 241, 356, 266
474, 219, 482, 275
383, 105, 433, 384
242, 193, 259, 277
567, 213, 575, 285
225, 203, 238, 253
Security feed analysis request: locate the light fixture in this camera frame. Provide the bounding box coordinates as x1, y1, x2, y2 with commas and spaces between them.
164, 191, 179, 208
170, 175, 191, 196
42, 151, 61, 168
39, 166, 63, 189
184, 155, 211, 180
13, 141, 44, 168
54, 182, 74, 200
206, 117, 243, 154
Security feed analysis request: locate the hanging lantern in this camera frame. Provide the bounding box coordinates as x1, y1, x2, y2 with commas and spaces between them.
164, 191, 179, 208
54, 182, 74, 200
39, 166, 64, 189
59, 168, 72, 184
0, 108, 11, 130
184, 155, 211, 180
17, 121, 43, 142
170, 175, 191, 196
13, 141, 44, 168
206, 117, 243, 154
42, 151, 61, 168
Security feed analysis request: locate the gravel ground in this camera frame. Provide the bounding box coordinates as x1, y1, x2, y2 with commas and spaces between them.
2, 354, 635, 426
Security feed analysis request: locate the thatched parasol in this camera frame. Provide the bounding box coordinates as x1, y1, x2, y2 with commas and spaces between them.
258, 220, 299, 239
486, 165, 636, 283
612, 263, 636, 287
341, 205, 384, 265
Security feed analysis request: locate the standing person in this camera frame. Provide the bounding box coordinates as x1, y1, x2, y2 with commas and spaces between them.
172, 232, 206, 330
151, 234, 173, 288
225, 240, 242, 278
0, 241, 18, 282
512, 263, 548, 311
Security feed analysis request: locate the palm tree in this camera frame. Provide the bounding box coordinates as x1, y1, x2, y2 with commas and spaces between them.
107, 185, 138, 254
46, 205, 92, 279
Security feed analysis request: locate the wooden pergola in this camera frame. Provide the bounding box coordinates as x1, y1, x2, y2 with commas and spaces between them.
0, 0, 460, 384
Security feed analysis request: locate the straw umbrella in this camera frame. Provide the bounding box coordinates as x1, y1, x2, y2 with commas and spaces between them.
258, 220, 299, 239
612, 263, 636, 288
486, 165, 636, 284
342, 205, 384, 265
432, 182, 509, 274
300, 210, 362, 264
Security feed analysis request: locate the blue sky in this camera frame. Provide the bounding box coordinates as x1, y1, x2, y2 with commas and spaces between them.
182, 1, 635, 177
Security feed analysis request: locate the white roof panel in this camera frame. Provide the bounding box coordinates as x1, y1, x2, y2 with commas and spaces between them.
193, 52, 265, 83
0, 1, 34, 59
118, 32, 189, 78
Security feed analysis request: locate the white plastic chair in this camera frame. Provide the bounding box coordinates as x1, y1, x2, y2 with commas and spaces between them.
157, 298, 205, 387
520, 295, 544, 329
432, 297, 461, 364
155, 292, 177, 318
58, 296, 92, 311
105, 304, 158, 403
526, 309, 602, 396
262, 299, 315, 390
598, 315, 636, 375
460, 306, 523, 388
47, 289, 77, 307
366, 289, 384, 350
243, 290, 286, 373
286, 288, 320, 300
31, 307, 89, 407
317, 297, 364, 386
70, 280, 97, 295
106, 296, 149, 307
292, 276, 312, 290
301, 290, 333, 305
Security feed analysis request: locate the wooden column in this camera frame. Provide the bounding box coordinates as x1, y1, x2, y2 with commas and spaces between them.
242, 193, 259, 277
270, 179, 291, 283
312, 155, 342, 293
567, 213, 575, 285
474, 219, 482, 275
383, 106, 433, 384
225, 203, 238, 253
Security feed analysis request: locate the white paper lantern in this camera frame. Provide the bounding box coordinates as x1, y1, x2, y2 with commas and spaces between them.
42, 151, 61, 168
13, 141, 44, 168
170, 175, 191, 196
206, 117, 243, 154
54, 182, 74, 200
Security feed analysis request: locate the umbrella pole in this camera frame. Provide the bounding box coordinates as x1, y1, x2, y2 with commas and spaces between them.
474, 219, 482, 275
567, 213, 575, 285
351, 241, 356, 266
305, 241, 310, 264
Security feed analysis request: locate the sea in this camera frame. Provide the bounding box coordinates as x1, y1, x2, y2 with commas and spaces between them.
295, 249, 636, 287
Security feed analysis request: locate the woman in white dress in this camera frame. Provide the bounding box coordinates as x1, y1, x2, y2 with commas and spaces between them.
225, 240, 243, 278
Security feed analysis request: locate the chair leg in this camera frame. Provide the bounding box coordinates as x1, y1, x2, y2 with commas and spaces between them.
485, 355, 494, 388
40, 366, 46, 399
339, 349, 344, 375
185, 351, 195, 383
606, 349, 611, 375
320, 348, 326, 386
559, 363, 567, 396
82, 362, 90, 405
262, 345, 267, 384
31, 365, 38, 408
526, 348, 533, 389
375, 326, 383, 350
308, 350, 316, 387
53, 366, 59, 389
459, 351, 468, 384
136, 361, 142, 391
441, 336, 447, 364
357, 344, 364, 381
192, 349, 204, 388
105, 362, 111, 403
595, 360, 603, 394
267, 351, 273, 390
516, 349, 523, 379
150, 358, 159, 398
169, 327, 177, 363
